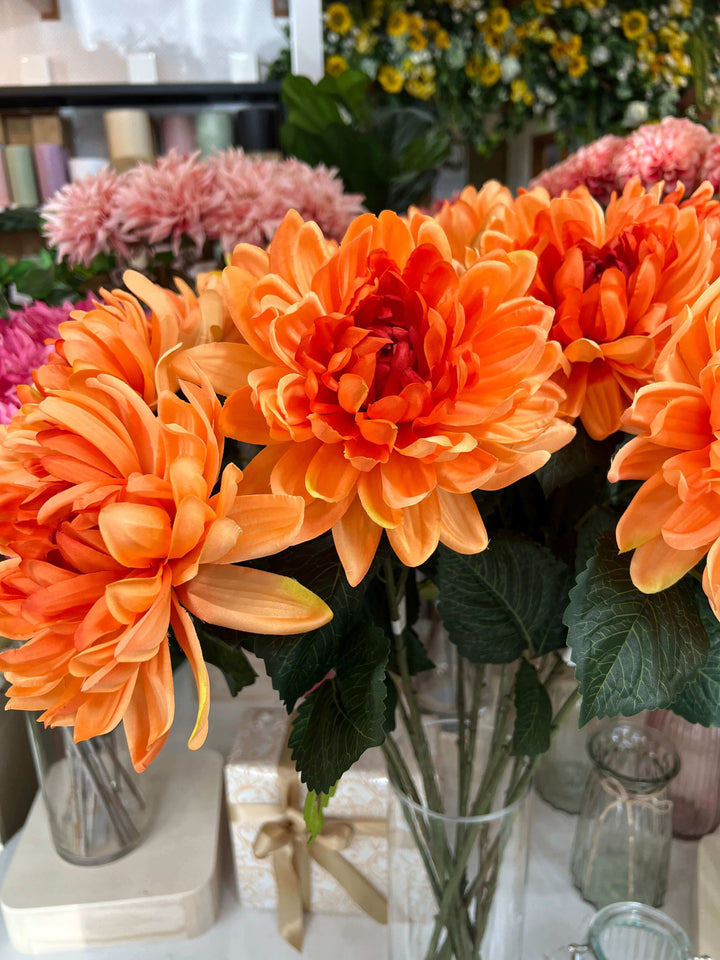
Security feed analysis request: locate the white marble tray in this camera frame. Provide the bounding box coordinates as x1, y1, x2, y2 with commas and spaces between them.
0, 748, 223, 954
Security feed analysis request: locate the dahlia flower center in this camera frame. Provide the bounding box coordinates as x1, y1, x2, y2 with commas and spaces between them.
299, 256, 429, 410
579, 237, 635, 290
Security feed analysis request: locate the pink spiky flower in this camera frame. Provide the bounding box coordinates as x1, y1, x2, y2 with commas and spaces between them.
700, 135, 720, 193
109, 150, 213, 255
530, 135, 624, 204
41, 169, 127, 266
202, 148, 365, 252
614, 117, 713, 195
0, 298, 95, 423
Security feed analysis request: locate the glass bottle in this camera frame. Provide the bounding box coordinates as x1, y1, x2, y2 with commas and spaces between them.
27, 718, 152, 865
647, 711, 720, 839
570, 722, 680, 909
535, 656, 599, 814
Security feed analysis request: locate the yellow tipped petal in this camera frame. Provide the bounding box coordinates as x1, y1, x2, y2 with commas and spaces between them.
177, 565, 332, 635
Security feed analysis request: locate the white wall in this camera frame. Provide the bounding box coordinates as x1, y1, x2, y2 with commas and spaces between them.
0, 0, 288, 85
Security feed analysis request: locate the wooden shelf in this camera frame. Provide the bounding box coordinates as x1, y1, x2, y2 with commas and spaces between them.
0, 82, 281, 110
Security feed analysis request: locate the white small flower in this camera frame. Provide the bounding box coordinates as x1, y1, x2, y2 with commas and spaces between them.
500, 56, 521, 83
591, 45, 610, 66
623, 100, 649, 127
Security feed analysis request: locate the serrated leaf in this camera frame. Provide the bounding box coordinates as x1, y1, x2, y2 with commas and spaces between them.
512, 660, 552, 757
575, 507, 617, 576
566, 534, 709, 724
247, 535, 376, 710
387, 627, 434, 676
289, 622, 389, 794
193, 620, 256, 696
436, 538, 571, 663
671, 580, 720, 726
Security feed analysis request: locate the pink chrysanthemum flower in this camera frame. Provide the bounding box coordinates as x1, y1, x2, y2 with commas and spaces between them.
530, 135, 624, 204
0, 298, 94, 422
700, 135, 720, 193
614, 117, 713, 195
273, 158, 365, 241
202, 149, 364, 251
109, 150, 212, 255
41, 169, 127, 266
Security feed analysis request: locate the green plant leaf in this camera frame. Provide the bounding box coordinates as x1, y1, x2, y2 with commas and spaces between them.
534, 426, 617, 497
303, 785, 337, 842
281, 74, 345, 132
670, 580, 720, 726
247, 535, 377, 711
436, 538, 571, 664
289, 621, 389, 794
575, 507, 617, 576
193, 621, 256, 696
512, 659, 552, 757
566, 534, 710, 724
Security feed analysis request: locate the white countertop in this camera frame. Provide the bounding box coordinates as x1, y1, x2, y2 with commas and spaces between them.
0, 664, 701, 960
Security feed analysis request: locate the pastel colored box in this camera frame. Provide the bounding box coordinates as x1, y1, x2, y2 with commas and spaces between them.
224, 706, 389, 917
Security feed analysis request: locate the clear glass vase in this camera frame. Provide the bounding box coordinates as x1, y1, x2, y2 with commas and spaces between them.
27, 718, 153, 865
646, 711, 720, 839
571, 722, 679, 909
387, 718, 531, 960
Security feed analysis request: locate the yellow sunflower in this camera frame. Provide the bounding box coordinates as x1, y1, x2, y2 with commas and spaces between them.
325, 2, 354, 34
622, 10, 649, 40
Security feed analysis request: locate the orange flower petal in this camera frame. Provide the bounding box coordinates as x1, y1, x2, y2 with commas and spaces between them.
616, 473, 680, 552
630, 535, 706, 593
437, 489, 488, 554
332, 495, 383, 587
99, 502, 173, 568
177, 564, 333, 635
220, 493, 305, 562
387, 491, 441, 567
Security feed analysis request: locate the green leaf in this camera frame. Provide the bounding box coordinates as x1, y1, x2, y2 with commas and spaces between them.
303, 785, 337, 842
248, 535, 377, 711
281, 74, 345, 132
0, 291, 9, 319
671, 580, 720, 726
566, 534, 710, 724
436, 538, 572, 664
534, 426, 618, 497
575, 507, 617, 576
289, 621, 389, 794
512, 660, 552, 757
13, 264, 54, 300
387, 626, 434, 676
193, 621, 256, 696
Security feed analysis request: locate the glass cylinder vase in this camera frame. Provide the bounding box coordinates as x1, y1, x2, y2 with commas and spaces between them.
646, 711, 720, 839
571, 722, 679, 909
387, 718, 531, 960
27, 717, 153, 865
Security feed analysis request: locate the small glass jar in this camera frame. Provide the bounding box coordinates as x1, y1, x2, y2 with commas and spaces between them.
27, 718, 152, 865
561, 902, 709, 960
571, 722, 680, 909
535, 658, 599, 815
647, 711, 720, 839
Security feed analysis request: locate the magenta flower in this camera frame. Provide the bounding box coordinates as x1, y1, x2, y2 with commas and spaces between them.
614, 117, 712, 195
41, 169, 127, 266
0, 298, 95, 423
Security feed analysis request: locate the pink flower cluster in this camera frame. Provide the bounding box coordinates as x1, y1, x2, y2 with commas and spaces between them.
41, 150, 366, 266
0, 298, 94, 423
531, 118, 719, 204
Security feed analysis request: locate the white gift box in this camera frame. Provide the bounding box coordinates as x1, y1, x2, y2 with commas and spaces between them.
224, 706, 388, 918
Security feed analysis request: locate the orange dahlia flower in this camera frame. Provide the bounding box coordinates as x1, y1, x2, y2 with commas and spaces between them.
187, 209, 574, 587
609, 276, 720, 607
28, 271, 248, 409
664, 181, 720, 282
446, 181, 715, 441
0, 371, 331, 770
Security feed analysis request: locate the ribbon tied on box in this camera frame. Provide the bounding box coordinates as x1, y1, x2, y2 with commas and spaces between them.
250, 743, 387, 951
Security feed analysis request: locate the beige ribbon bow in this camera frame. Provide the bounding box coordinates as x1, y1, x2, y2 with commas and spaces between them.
252, 743, 388, 951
